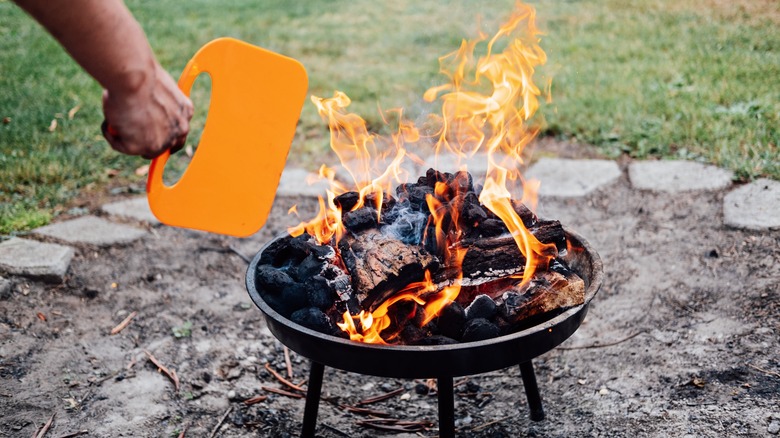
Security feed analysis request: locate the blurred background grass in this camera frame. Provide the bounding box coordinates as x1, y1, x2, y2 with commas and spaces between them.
1, 0, 778, 233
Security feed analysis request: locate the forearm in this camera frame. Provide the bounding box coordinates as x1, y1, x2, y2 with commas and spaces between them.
13, 0, 157, 97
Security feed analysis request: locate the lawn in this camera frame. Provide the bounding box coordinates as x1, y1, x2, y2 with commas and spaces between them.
1, 0, 778, 234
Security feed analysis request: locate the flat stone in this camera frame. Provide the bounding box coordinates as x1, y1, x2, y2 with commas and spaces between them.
629, 160, 733, 193
101, 197, 160, 224
276, 168, 331, 198
525, 158, 621, 197
34, 216, 147, 246
0, 238, 74, 282
723, 178, 780, 230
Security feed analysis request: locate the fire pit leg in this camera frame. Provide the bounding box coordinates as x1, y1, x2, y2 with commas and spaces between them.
301, 361, 325, 438
519, 361, 545, 421
437, 376, 455, 438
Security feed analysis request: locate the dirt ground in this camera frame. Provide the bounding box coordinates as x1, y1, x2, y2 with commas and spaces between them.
1, 143, 778, 437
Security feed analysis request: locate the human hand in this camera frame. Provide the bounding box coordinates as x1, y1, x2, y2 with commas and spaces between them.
101, 62, 194, 159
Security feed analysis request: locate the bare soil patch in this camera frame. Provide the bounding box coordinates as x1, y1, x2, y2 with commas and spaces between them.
1, 145, 778, 437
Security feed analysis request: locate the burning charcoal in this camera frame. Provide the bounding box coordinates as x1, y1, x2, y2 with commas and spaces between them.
258, 235, 296, 267
255, 265, 295, 295
436, 302, 466, 340
290, 307, 333, 334
465, 294, 497, 320
294, 253, 325, 281
511, 200, 538, 228
425, 168, 449, 188
306, 275, 336, 310
343, 207, 379, 232
448, 170, 473, 195
399, 324, 428, 344
365, 192, 396, 212
461, 318, 501, 342
397, 185, 434, 211
414, 335, 459, 346
334, 191, 360, 212
289, 234, 333, 259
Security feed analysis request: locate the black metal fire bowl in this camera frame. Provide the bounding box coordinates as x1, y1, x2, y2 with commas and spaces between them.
246, 228, 602, 378
246, 228, 601, 437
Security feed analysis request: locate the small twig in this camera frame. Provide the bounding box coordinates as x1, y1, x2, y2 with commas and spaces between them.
261, 386, 305, 399
176, 424, 188, 438
144, 350, 180, 392
55, 431, 88, 438
356, 418, 432, 432
228, 245, 252, 264
322, 423, 350, 437
208, 406, 233, 438
454, 377, 469, 387
558, 330, 646, 350
748, 363, 780, 379
341, 405, 392, 417
471, 415, 512, 433
35, 413, 55, 438
356, 387, 404, 406
283, 347, 293, 379
264, 363, 305, 392
110, 311, 138, 335
243, 395, 268, 406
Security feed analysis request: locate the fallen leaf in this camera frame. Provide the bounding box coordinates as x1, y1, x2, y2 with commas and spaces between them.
37, 312, 47, 322
2, 117, 10, 124
185, 144, 193, 157
68, 104, 82, 120
135, 164, 150, 176
48, 119, 58, 132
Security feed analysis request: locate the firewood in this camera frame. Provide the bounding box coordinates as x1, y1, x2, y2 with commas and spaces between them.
434, 220, 566, 283
496, 268, 585, 331
338, 228, 438, 310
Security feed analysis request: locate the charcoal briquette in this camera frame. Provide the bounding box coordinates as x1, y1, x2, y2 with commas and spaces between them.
437, 301, 466, 339
461, 318, 500, 342
334, 191, 360, 212
343, 207, 379, 232
294, 253, 325, 281
255, 265, 295, 295
306, 275, 335, 309
465, 294, 497, 320
290, 307, 333, 334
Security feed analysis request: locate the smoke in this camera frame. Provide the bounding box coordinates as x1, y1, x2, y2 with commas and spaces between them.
381, 201, 428, 245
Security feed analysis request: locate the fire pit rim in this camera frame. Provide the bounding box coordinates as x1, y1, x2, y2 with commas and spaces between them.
246, 227, 602, 353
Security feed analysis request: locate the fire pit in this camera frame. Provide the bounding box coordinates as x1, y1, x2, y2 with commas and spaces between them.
246, 227, 601, 437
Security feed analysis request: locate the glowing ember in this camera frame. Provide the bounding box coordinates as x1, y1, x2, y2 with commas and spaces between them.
288, 2, 558, 344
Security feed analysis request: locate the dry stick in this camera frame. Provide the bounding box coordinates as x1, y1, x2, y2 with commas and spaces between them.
144, 350, 180, 392
208, 406, 233, 438
110, 311, 138, 335
341, 405, 392, 417
54, 431, 88, 438
35, 413, 55, 438
356, 387, 405, 406
264, 363, 305, 392
283, 347, 293, 379
243, 395, 268, 406
176, 424, 188, 438
470, 415, 512, 433
748, 363, 780, 379
558, 330, 647, 350
261, 386, 305, 399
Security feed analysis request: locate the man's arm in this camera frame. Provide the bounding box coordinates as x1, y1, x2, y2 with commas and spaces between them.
14, 0, 193, 158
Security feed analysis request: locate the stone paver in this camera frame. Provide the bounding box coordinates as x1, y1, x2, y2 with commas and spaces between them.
723, 178, 780, 230
276, 168, 331, 198
0, 238, 74, 282
34, 216, 148, 246
629, 160, 733, 193
102, 197, 160, 224
525, 158, 621, 197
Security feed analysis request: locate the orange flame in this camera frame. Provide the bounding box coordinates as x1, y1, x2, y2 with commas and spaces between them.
293, 1, 554, 343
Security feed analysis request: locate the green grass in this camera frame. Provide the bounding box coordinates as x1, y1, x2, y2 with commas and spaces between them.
1, 0, 778, 233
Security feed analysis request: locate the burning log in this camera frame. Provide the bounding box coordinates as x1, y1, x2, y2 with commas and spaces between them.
338, 228, 438, 310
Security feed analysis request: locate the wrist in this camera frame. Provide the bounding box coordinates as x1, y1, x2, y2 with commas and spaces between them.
105, 59, 158, 99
